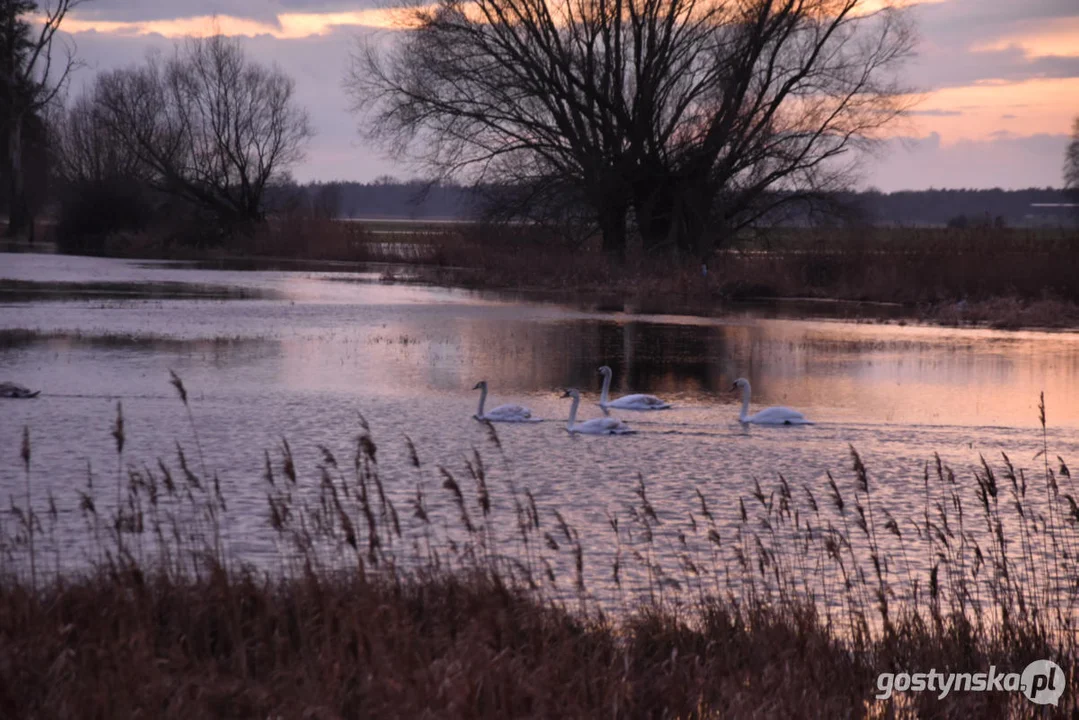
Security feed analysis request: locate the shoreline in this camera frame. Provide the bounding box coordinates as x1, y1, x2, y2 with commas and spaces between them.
4, 245, 1079, 333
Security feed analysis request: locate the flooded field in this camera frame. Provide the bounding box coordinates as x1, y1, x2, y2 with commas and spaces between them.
2, 252, 1078, 603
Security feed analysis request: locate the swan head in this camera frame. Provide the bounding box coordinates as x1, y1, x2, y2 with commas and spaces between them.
560, 388, 580, 400
731, 378, 750, 392
597, 365, 612, 376
472, 380, 487, 391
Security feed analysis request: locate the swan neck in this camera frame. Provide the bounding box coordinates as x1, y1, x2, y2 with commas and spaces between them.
740, 384, 751, 421
567, 394, 580, 429
600, 372, 611, 404
477, 385, 487, 417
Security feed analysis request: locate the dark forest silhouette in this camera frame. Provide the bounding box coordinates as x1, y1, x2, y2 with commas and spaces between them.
293, 181, 1076, 228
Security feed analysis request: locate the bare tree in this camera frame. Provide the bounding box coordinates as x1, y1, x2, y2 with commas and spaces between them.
93, 34, 312, 228
52, 93, 145, 185
1066, 116, 1079, 201
350, 0, 914, 257
48, 94, 156, 250
1, 0, 81, 239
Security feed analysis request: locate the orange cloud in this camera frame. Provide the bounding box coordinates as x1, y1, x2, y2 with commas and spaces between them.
59, 9, 417, 38
971, 17, 1079, 58
60, 0, 949, 38
855, 0, 948, 12
908, 76, 1079, 143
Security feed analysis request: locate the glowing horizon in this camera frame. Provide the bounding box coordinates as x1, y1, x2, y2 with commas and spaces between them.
904, 77, 1079, 143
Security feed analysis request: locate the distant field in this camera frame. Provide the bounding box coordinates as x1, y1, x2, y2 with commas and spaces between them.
336, 217, 479, 236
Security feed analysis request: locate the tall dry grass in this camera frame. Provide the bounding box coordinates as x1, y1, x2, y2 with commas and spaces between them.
45, 209, 1079, 327
335, 223, 1079, 299
1, 376, 1077, 717
352, 223, 1079, 327
718, 226, 1079, 305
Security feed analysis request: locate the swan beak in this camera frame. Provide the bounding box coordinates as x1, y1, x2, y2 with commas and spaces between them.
472, 382, 482, 390
560, 390, 571, 398
729, 383, 738, 391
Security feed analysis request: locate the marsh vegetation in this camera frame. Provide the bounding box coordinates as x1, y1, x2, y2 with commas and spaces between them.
1, 374, 1077, 717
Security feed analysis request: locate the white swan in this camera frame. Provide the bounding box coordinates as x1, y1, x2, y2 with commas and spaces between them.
731, 378, 812, 425
472, 381, 538, 422
562, 388, 633, 434
598, 366, 671, 410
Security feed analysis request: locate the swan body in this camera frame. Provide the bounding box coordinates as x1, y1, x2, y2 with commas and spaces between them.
731, 378, 811, 425
472, 381, 538, 422
0, 382, 40, 399
598, 366, 671, 410
562, 388, 633, 434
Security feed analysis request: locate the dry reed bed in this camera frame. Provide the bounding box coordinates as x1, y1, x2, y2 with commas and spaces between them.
1, 374, 1077, 718
356, 224, 1079, 326
48, 217, 1079, 328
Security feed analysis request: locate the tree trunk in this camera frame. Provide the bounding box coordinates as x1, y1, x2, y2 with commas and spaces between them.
634, 174, 714, 260
598, 203, 627, 260
633, 181, 670, 254
677, 184, 713, 260
5, 113, 27, 239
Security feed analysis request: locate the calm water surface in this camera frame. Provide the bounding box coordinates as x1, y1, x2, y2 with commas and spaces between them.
2, 253, 1078, 600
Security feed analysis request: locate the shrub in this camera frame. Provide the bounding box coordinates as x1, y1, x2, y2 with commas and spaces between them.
54, 178, 156, 254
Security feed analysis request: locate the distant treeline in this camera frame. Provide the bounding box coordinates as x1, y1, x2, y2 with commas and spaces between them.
289, 180, 478, 221
294, 181, 1076, 228
845, 188, 1076, 228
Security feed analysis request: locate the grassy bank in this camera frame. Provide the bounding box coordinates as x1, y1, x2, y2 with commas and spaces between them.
394, 224, 1079, 329
1, 377, 1078, 717
39, 217, 1079, 330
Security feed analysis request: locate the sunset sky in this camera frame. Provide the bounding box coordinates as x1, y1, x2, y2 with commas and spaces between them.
53, 0, 1079, 191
